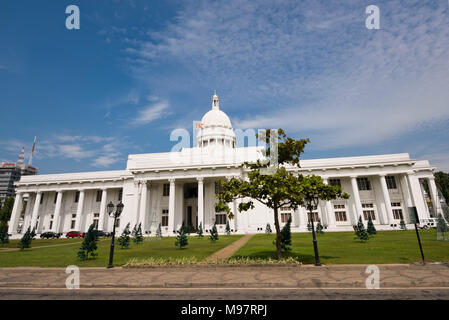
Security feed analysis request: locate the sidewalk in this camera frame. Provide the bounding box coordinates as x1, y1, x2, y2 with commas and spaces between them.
1, 263, 449, 289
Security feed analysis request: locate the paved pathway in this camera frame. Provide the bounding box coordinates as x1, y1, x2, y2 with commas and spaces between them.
203, 233, 254, 262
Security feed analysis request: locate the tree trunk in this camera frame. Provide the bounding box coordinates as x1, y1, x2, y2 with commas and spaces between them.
273, 203, 282, 260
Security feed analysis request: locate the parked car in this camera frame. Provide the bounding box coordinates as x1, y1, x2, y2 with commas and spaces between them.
40, 232, 62, 239
95, 230, 111, 237
66, 231, 85, 238
419, 218, 438, 229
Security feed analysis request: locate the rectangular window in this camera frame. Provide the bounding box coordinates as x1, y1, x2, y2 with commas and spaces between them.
40, 193, 44, 204
71, 220, 76, 229
386, 176, 397, 189
334, 204, 347, 222
115, 219, 120, 228
215, 213, 227, 225
161, 209, 169, 226
329, 179, 341, 187
362, 203, 376, 220
391, 202, 401, 207
96, 190, 102, 202
72, 214, 76, 218
357, 177, 371, 191
49, 221, 53, 230
163, 184, 170, 197
307, 212, 320, 222
118, 189, 123, 201
393, 209, 403, 220
74, 191, 80, 203
280, 212, 291, 223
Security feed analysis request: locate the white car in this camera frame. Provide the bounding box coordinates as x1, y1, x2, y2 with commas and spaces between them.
419, 218, 438, 229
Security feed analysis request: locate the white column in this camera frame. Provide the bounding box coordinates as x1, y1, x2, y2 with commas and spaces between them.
297, 206, 304, 228
139, 182, 148, 229
407, 172, 430, 219
74, 190, 85, 231
30, 192, 42, 231
168, 179, 176, 234
350, 176, 363, 224
8, 192, 23, 234
197, 177, 204, 231
98, 189, 108, 231
428, 177, 442, 216
52, 191, 64, 233
379, 175, 395, 224
323, 179, 336, 229
232, 199, 238, 231
399, 174, 413, 223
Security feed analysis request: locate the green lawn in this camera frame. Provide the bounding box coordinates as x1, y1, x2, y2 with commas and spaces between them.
0, 238, 84, 248
233, 230, 449, 264
0, 235, 243, 267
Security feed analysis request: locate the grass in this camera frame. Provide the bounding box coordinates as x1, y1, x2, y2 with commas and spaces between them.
233, 229, 449, 264
0, 235, 243, 267
0, 238, 84, 248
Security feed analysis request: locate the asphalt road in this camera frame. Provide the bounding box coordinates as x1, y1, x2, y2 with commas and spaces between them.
1, 287, 449, 300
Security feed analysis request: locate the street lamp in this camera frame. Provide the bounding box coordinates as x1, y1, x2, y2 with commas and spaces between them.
107, 201, 124, 269
305, 194, 321, 266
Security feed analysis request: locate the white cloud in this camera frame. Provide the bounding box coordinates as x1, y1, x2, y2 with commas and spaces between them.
58, 144, 95, 160
132, 100, 170, 125
91, 155, 121, 167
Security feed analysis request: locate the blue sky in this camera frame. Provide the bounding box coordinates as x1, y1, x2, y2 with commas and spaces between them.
1, 0, 449, 174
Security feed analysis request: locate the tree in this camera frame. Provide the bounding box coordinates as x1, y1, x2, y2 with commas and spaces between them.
0, 197, 14, 235
18, 227, 33, 250
0, 229, 8, 244
215, 129, 348, 259
354, 216, 369, 242
132, 223, 143, 245
400, 219, 407, 230
316, 221, 324, 234
435, 171, 449, 205
436, 213, 449, 241
225, 220, 231, 235
367, 216, 376, 235
118, 222, 131, 249
279, 217, 292, 251
175, 221, 188, 249
265, 223, 272, 234
77, 224, 99, 260
209, 222, 219, 242
155, 222, 162, 239
197, 222, 203, 237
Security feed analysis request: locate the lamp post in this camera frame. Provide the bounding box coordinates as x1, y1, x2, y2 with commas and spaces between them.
107, 201, 124, 269
306, 194, 321, 266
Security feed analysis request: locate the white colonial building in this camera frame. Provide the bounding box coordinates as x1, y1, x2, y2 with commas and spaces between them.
8, 93, 444, 238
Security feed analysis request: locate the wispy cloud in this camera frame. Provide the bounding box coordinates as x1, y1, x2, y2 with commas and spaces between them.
132, 100, 170, 125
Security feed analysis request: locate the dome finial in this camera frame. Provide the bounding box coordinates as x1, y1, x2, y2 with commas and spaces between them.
212, 90, 219, 110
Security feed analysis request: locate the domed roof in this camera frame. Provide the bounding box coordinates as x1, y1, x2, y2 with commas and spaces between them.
201, 109, 233, 129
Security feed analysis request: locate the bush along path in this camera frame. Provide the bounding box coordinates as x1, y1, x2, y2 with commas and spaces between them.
203, 233, 255, 262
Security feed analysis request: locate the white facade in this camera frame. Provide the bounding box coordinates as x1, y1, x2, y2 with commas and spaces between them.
8, 94, 443, 237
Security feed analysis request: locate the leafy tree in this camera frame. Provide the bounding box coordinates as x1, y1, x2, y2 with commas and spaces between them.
225, 220, 231, 235
0, 229, 8, 244
316, 221, 324, 234
132, 223, 143, 245
435, 171, 449, 205
400, 219, 407, 230
265, 223, 272, 234
354, 216, 369, 242
155, 222, 162, 239
118, 222, 131, 249
279, 217, 292, 251
77, 224, 99, 260
209, 222, 219, 242
0, 197, 14, 234
307, 221, 312, 232
215, 129, 349, 259
367, 216, 376, 235
18, 226, 33, 250
197, 222, 203, 237
436, 213, 449, 241
175, 221, 188, 249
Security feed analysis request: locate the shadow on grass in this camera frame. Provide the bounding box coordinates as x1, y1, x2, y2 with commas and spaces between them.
234, 250, 339, 264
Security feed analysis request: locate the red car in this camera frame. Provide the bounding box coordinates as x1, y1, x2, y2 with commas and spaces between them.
66, 231, 84, 238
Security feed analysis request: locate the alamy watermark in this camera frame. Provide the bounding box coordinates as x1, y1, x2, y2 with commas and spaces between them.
65, 265, 80, 289
365, 265, 380, 289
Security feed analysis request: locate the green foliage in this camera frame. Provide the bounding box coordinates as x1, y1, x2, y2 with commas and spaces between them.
30, 228, 36, 240
77, 224, 99, 260
265, 223, 272, 234
435, 171, 449, 205
18, 227, 33, 250
209, 223, 219, 242
354, 216, 369, 242
132, 223, 143, 245
367, 216, 377, 235
400, 219, 407, 230
197, 222, 203, 237
155, 222, 162, 239
316, 221, 324, 234
225, 220, 231, 235
174, 222, 188, 249
0, 197, 14, 233
118, 222, 131, 249
0, 229, 8, 244
279, 217, 292, 251
307, 221, 312, 232
436, 213, 449, 241
214, 129, 349, 260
